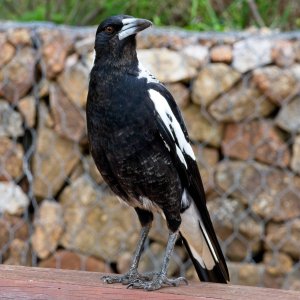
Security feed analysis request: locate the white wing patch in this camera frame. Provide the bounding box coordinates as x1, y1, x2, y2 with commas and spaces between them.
176, 145, 187, 168
138, 62, 159, 83
148, 89, 196, 167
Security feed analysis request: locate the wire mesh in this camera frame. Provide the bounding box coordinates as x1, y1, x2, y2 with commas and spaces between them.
0, 22, 300, 290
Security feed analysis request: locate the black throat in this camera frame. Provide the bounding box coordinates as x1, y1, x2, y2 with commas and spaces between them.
94, 36, 139, 75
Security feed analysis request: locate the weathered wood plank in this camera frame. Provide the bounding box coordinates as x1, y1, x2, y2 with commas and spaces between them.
0, 265, 299, 300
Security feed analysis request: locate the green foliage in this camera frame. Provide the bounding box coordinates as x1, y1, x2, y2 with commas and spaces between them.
0, 0, 299, 31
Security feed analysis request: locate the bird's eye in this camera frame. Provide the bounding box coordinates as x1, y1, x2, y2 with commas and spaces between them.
104, 26, 115, 34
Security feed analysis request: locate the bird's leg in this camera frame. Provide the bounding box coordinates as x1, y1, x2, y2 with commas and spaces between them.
102, 223, 152, 284
128, 230, 188, 291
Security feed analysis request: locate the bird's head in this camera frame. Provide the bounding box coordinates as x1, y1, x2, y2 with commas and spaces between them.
94, 15, 152, 64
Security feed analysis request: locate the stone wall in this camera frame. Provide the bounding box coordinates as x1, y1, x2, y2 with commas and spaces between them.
0, 22, 300, 289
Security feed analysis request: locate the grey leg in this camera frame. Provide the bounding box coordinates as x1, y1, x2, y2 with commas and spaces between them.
102, 224, 152, 284
128, 230, 188, 291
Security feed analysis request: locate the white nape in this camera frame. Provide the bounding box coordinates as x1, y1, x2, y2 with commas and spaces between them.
138, 62, 159, 83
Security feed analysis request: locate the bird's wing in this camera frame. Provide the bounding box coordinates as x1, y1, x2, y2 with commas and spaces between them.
145, 82, 201, 195
88, 141, 129, 200
145, 82, 229, 283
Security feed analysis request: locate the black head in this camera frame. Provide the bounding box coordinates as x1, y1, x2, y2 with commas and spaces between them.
94, 15, 152, 62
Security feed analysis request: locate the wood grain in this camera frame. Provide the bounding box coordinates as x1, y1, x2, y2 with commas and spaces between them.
0, 265, 299, 300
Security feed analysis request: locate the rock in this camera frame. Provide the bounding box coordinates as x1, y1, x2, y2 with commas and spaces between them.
291, 135, 300, 174
4, 239, 31, 266
7, 28, 32, 46
69, 162, 84, 183
181, 44, 209, 68
207, 197, 262, 261
69, 155, 104, 185
295, 41, 300, 62
0, 47, 36, 102
216, 160, 300, 221
84, 155, 104, 184
59, 175, 140, 261
222, 120, 290, 168
291, 64, 300, 81
137, 31, 195, 51
18, 96, 36, 127
182, 104, 223, 147
137, 48, 197, 83
74, 36, 94, 55
39, 102, 55, 128
3, 215, 30, 241
276, 96, 300, 133
263, 251, 293, 277
252, 66, 298, 105
49, 83, 86, 142
210, 44, 233, 63
284, 269, 300, 291
272, 40, 295, 67
191, 63, 241, 107
216, 160, 265, 204
0, 215, 30, 262
227, 262, 264, 286
33, 126, 81, 198
0, 100, 23, 138
38, 29, 73, 78
185, 265, 198, 280
253, 186, 300, 222
165, 83, 190, 109
116, 252, 132, 274
0, 218, 9, 258
0, 137, 24, 180
57, 59, 89, 108
0, 43, 15, 68
194, 146, 219, 193
31, 200, 64, 259
82, 51, 95, 71
33, 104, 81, 198
209, 83, 275, 122
38, 78, 49, 98
265, 220, 300, 259
263, 272, 285, 289
0, 182, 29, 215
39, 250, 110, 272
233, 38, 273, 73
0, 33, 15, 67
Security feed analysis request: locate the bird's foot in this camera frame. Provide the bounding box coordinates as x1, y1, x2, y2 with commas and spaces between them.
127, 274, 188, 291
102, 270, 156, 285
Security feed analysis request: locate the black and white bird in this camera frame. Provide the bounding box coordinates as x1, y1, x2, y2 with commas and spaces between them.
87, 15, 229, 291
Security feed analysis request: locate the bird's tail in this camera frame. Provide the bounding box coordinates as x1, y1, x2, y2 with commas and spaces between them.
180, 200, 229, 283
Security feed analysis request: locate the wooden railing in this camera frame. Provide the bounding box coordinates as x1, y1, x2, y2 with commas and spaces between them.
0, 265, 299, 299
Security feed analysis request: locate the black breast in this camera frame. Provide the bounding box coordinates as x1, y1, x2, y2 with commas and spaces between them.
87, 71, 183, 212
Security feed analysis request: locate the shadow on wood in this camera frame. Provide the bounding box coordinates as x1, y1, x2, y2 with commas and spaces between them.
0, 265, 299, 300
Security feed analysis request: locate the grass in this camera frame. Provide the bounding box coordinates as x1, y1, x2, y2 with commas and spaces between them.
0, 0, 299, 31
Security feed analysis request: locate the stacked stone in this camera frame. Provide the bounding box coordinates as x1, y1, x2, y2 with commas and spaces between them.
0, 24, 299, 290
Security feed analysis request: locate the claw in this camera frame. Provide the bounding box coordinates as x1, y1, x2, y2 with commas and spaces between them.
102, 271, 156, 286
127, 275, 188, 291
102, 274, 122, 284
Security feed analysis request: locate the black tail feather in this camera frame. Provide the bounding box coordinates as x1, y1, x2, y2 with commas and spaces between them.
180, 234, 228, 283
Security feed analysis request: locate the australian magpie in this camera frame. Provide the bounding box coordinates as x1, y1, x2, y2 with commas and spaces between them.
86, 15, 229, 291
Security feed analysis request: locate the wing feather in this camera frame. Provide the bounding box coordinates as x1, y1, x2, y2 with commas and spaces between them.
146, 82, 229, 282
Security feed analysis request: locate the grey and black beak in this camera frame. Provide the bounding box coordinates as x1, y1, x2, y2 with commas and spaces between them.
118, 18, 152, 40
